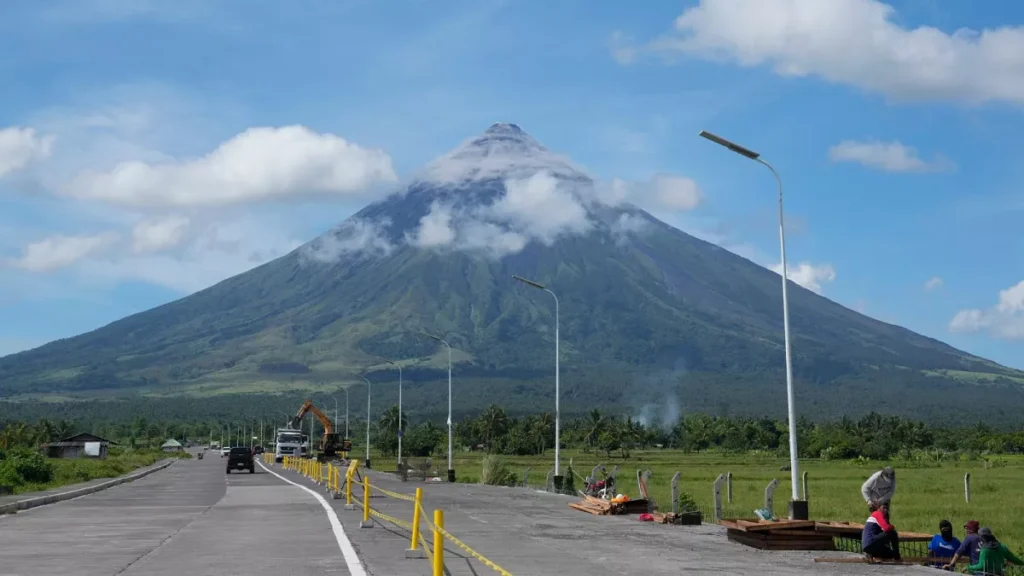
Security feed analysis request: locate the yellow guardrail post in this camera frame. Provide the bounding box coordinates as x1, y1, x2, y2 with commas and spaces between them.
405, 487, 426, 558
359, 475, 373, 528
432, 509, 444, 576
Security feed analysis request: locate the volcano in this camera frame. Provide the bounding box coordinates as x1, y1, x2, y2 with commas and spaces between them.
3, 123, 1023, 422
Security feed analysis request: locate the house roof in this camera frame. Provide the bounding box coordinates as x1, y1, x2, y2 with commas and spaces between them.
161, 439, 183, 447
42, 432, 116, 448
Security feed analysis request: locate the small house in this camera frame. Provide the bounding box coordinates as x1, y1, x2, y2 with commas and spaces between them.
161, 439, 184, 453
42, 432, 116, 460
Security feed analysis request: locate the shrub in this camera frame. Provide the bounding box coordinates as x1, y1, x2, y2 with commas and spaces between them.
0, 449, 54, 485
676, 491, 699, 513
480, 454, 515, 486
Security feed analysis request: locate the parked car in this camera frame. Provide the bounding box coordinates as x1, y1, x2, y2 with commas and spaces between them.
226, 447, 255, 474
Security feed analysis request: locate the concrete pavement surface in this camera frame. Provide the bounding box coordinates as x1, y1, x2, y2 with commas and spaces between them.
0, 450, 359, 576
267, 461, 932, 576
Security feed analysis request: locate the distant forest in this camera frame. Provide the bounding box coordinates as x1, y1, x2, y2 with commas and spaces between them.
3, 404, 1023, 462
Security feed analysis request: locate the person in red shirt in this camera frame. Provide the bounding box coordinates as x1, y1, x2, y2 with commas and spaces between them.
862, 503, 901, 561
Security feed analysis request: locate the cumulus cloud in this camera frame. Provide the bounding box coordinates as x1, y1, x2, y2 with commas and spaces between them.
407, 172, 593, 258
925, 277, 944, 291
7, 232, 120, 272
492, 172, 591, 242
600, 175, 704, 213
0, 127, 54, 178
302, 217, 395, 263
81, 217, 304, 293
771, 261, 837, 294
65, 125, 398, 207
829, 140, 952, 173
620, 0, 1024, 106
610, 213, 651, 242
131, 215, 189, 253
949, 280, 1024, 340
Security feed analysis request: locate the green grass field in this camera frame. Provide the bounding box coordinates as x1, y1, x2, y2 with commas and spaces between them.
3, 450, 186, 495
387, 449, 1024, 552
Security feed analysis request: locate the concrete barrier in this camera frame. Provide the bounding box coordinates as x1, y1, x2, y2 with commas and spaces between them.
0, 458, 177, 515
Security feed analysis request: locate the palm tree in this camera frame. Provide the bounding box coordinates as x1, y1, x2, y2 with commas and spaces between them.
585, 409, 604, 447
479, 405, 509, 453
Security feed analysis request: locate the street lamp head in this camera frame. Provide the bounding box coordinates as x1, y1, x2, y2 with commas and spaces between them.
512, 274, 547, 291
698, 130, 761, 160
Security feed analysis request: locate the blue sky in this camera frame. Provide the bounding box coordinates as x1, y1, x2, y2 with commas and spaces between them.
0, 0, 1022, 368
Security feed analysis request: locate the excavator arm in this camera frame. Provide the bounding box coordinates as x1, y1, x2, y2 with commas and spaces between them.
290, 399, 348, 460
290, 399, 334, 435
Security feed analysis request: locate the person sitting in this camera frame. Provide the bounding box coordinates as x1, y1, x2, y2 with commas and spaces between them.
862, 502, 901, 561
927, 520, 961, 567
966, 527, 1023, 576
945, 520, 982, 570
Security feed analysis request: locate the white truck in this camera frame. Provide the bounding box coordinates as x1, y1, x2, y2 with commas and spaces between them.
274, 427, 306, 462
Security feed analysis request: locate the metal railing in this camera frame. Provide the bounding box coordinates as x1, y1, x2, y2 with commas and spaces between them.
275, 455, 512, 576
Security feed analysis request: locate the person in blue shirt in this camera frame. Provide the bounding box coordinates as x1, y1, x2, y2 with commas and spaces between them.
927, 520, 961, 567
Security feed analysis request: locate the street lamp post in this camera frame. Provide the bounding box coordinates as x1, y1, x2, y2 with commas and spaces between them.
421, 332, 455, 482
698, 129, 805, 520
512, 275, 562, 491
356, 374, 372, 469
380, 358, 404, 469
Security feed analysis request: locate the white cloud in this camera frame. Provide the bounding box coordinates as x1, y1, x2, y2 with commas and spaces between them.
491, 172, 591, 243
81, 217, 304, 293
131, 215, 189, 253
771, 261, 837, 294
949, 280, 1024, 340
625, 0, 1024, 106
8, 232, 120, 272
651, 175, 703, 210
302, 217, 394, 263
0, 127, 54, 178
600, 175, 704, 213
65, 125, 398, 207
610, 213, 651, 239
829, 140, 952, 173
925, 276, 944, 291
458, 220, 528, 257
408, 202, 457, 249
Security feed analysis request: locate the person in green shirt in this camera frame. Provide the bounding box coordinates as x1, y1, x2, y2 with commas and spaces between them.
966, 527, 1023, 575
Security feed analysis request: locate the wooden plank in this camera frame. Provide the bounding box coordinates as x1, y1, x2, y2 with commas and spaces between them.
568, 502, 606, 515
732, 519, 817, 532
815, 556, 964, 565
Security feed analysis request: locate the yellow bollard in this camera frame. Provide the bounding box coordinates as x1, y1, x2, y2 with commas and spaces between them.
345, 471, 353, 505
406, 488, 425, 558
432, 509, 444, 576
359, 475, 372, 528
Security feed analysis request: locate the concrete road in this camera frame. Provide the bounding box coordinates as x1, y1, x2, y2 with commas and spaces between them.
267, 462, 931, 576
0, 451, 361, 576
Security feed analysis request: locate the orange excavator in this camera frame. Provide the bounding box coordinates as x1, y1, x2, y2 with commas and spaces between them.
290, 399, 351, 461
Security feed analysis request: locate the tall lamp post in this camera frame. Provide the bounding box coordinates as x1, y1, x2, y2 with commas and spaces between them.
379, 357, 404, 469
355, 374, 372, 469
421, 332, 455, 482
512, 274, 562, 491
698, 129, 805, 520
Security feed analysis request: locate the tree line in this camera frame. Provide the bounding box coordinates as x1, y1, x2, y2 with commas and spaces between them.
3, 408, 1023, 461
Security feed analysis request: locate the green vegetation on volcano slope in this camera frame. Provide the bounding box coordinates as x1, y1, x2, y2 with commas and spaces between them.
1, 201, 1021, 424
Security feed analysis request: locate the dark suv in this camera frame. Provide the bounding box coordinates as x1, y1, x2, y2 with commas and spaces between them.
226, 447, 254, 474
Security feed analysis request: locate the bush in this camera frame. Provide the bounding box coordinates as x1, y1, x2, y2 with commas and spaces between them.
480, 455, 515, 486
676, 491, 699, 513
0, 449, 54, 485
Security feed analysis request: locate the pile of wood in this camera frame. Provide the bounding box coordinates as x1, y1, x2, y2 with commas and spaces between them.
814, 521, 933, 542
568, 495, 651, 516
720, 519, 836, 551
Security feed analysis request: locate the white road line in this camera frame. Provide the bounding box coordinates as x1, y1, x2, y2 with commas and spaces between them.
258, 461, 367, 576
